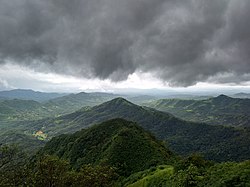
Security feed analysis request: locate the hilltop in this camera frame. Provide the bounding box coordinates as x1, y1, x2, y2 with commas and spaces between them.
39, 118, 174, 176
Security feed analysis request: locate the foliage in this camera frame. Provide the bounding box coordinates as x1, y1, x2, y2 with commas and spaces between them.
122, 165, 174, 187
70, 164, 118, 187
199, 161, 250, 187
1, 134, 250, 187
0, 144, 29, 187
28, 155, 71, 187
1, 96, 250, 164
39, 118, 174, 176
32, 98, 250, 162
147, 94, 250, 127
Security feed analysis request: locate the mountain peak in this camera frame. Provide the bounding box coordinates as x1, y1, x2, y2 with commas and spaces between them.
107, 97, 134, 105
216, 94, 231, 99
212, 94, 233, 102
91, 97, 139, 113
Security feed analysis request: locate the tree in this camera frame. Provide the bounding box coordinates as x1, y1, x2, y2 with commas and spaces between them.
0, 144, 29, 186
29, 155, 71, 187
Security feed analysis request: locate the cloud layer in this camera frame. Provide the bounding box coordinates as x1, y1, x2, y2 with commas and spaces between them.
0, 0, 250, 86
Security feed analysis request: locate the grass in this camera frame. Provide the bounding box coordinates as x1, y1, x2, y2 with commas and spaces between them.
124, 165, 174, 187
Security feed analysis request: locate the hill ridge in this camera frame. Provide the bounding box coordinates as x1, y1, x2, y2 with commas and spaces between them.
39, 118, 174, 176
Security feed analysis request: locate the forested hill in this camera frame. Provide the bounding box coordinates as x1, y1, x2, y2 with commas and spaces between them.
147, 94, 250, 127
25, 97, 250, 162
39, 118, 174, 176
1, 119, 250, 186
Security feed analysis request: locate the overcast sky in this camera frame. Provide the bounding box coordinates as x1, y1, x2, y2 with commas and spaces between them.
1, 0, 250, 93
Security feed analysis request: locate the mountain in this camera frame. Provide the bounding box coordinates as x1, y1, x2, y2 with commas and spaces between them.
0, 99, 47, 121
146, 94, 250, 127
233, 92, 250, 99
0, 89, 67, 102
23, 97, 250, 162
0, 130, 45, 152
39, 118, 174, 176
43, 92, 120, 114
0, 92, 120, 121
125, 95, 158, 105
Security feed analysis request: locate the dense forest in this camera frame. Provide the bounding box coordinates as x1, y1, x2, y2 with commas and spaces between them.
8, 97, 250, 162
1, 119, 250, 186
0, 90, 250, 186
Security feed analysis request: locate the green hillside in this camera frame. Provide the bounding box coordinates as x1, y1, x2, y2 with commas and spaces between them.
123, 160, 250, 187
43, 92, 119, 115
0, 130, 45, 153
1, 119, 250, 186
147, 94, 250, 127
39, 118, 174, 176
0, 92, 119, 121
19, 97, 250, 162
0, 99, 50, 121
123, 165, 174, 187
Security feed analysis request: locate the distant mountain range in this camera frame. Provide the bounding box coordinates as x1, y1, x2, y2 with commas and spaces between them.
0, 91, 120, 121
147, 94, 250, 127
0, 89, 67, 102
232, 92, 250, 98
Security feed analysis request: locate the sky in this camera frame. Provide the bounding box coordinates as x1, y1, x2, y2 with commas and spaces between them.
0, 0, 250, 93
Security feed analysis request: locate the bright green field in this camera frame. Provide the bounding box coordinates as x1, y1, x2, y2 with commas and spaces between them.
124, 165, 174, 187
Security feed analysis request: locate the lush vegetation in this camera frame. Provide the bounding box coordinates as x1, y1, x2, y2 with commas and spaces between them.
39, 118, 174, 176
1, 90, 250, 186
1, 119, 250, 187
2, 97, 250, 162
0, 146, 118, 187
147, 94, 250, 127
18, 97, 250, 162
0, 92, 119, 121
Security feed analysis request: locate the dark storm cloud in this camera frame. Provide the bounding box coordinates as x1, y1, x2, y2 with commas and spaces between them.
0, 0, 250, 86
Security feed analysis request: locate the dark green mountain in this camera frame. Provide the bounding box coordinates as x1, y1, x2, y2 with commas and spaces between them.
0, 89, 67, 102
147, 94, 250, 127
39, 118, 174, 176
25, 97, 250, 162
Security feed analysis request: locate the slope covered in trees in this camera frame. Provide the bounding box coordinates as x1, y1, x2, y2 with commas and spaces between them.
0, 92, 119, 121
147, 94, 250, 127
39, 118, 174, 176
2, 97, 250, 162
1, 119, 250, 187
19, 97, 250, 162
